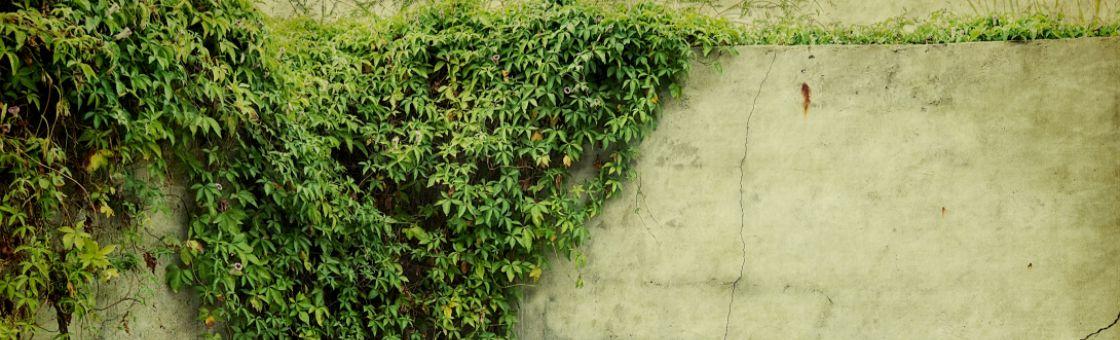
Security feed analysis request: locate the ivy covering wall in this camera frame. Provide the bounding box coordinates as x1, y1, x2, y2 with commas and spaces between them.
0, 0, 739, 337
0, 0, 273, 336
174, 2, 741, 338
2, 0, 1118, 338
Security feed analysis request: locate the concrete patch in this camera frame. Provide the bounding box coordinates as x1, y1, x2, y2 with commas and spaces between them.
705, 0, 1118, 25
517, 37, 1120, 339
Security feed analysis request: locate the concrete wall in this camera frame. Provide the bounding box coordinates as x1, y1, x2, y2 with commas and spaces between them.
516, 37, 1120, 339
712, 0, 1119, 24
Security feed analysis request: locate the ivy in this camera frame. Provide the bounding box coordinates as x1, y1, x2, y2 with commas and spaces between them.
1, 0, 269, 336
0, 0, 739, 337
742, 11, 1120, 44
176, 2, 739, 338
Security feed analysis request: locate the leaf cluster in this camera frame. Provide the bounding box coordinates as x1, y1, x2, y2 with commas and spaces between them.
1, 0, 270, 336
174, 1, 738, 338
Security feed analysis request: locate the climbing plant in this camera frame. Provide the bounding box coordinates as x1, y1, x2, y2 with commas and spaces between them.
0, 0, 271, 336
740, 11, 1120, 44
1, 0, 739, 337
170, 1, 740, 338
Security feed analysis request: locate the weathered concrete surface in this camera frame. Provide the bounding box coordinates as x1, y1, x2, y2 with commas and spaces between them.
517, 37, 1120, 339
711, 0, 1119, 24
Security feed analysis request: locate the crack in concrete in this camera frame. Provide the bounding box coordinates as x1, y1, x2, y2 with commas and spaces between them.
723, 51, 778, 340
813, 289, 834, 330
1080, 310, 1120, 340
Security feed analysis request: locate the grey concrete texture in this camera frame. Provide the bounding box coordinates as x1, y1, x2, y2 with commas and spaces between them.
516, 37, 1120, 339
714, 0, 1120, 24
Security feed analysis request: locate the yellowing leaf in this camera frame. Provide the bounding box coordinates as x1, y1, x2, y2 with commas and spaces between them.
101, 268, 120, 282
99, 203, 115, 217
249, 296, 263, 311
85, 149, 114, 173
99, 244, 117, 257
529, 266, 543, 282
185, 240, 204, 253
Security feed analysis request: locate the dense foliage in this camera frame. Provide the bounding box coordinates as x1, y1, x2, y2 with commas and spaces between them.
175, 2, 739, 338
0, 0, 270, 336
1, 0, 739, 337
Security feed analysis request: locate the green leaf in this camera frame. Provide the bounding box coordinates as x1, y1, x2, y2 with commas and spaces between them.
166, 265, 184, 292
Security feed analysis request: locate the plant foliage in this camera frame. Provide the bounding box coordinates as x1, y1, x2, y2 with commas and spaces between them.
0, 0, 268, 336
175, 2, 739, 338
1, 0, 738, 337
742, 11, 1119, 44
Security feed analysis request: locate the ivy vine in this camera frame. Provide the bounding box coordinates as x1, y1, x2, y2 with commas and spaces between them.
1, 0, 739, 337
1, 0, 270, 336
175, 2, 739, 338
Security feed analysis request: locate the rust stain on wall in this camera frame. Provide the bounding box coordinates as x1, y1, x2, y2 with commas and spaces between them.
801, 82, 812, 119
